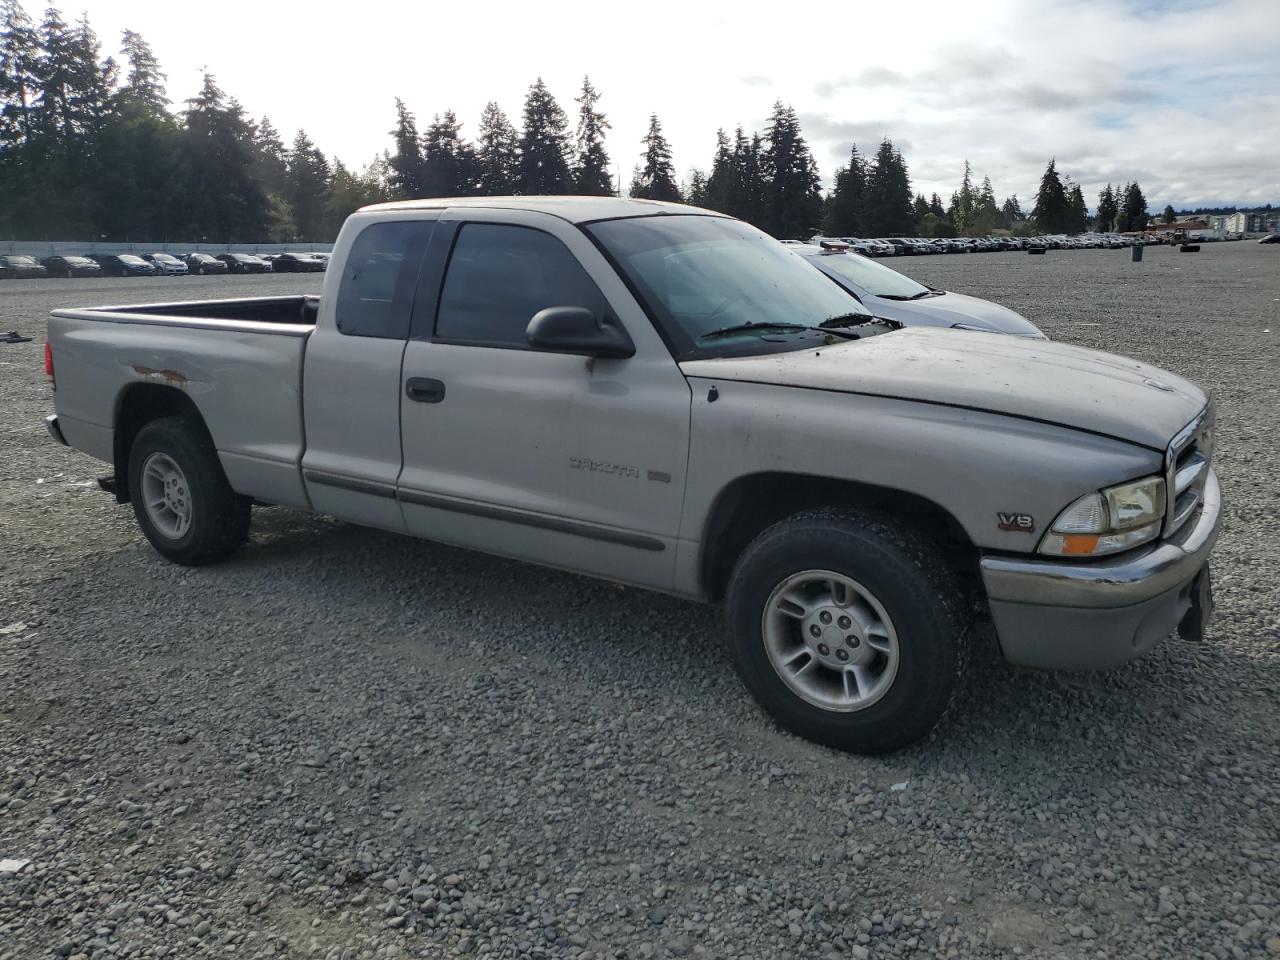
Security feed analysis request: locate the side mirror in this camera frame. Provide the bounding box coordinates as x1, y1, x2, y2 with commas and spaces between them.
526, 306, 634, 359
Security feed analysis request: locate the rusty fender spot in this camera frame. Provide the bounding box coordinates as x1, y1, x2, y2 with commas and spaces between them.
131, 365, 189, 387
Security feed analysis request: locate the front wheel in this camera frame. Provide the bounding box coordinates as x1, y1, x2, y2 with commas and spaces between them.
128, 415, 251, 565
726, 508, 969, 754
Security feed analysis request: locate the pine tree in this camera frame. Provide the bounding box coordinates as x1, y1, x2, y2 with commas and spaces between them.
1065, 180, 1087, 233
1120, 181, 1148, 232
950, 160, 976, 234
1096, 183, 1117, 231
0, 0, 39, 148
475, 101, 518, 195
629, 113, 680, 202
174, 72, 268, 241
703, 128, 734, 213
252, 115, 288, 197
1161, 204, 1175, 224
1031, 159, 1068, 233
421, 110, 477, 197
571, 75, 612, 195
1001, 194, 1024, 228
517, 77, 571, 194
912, 192, 929, 221
118, 28, 165, 114
928, 192, 945, 218
972, 174, 1001, 234
862, 138, 913, 236
285, 128, 330, 240
760, 101, 821, 238
820, 142, 865, 236
684, 168, 707, 207
387, 98, 425, 198
326, 157, 387, 235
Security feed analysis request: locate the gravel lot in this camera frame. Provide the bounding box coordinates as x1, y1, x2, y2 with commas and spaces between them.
1, 243, 1278, 960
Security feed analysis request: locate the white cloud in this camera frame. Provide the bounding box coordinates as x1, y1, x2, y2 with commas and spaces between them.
75, 0, 1280, 207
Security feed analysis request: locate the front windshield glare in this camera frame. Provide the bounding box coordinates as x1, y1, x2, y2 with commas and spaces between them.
587, 216, 869, 355
813, 252, 930, 298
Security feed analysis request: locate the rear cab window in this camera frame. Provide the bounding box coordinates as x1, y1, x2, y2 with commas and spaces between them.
335, 220, 436, 339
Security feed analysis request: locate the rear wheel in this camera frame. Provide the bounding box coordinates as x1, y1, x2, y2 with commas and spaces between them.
726, 508, 969, 754
128, 415, 250, 565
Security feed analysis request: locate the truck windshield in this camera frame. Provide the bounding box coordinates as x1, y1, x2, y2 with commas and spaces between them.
586, 215, 872, 359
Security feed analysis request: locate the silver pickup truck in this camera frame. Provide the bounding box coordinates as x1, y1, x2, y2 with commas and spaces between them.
45, 197, 1220, 753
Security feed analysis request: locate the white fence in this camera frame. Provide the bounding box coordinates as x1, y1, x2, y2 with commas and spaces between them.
1, 240, 334, 256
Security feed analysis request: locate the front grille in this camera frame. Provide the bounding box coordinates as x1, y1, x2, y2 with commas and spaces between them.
1165, 405, 1214, 538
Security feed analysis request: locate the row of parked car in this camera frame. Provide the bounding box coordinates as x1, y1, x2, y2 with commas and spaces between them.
795, 233, 1146, 256
0, 251, 330, 280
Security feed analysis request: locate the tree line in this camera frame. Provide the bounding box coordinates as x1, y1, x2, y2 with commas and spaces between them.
1, 1, 1153, 243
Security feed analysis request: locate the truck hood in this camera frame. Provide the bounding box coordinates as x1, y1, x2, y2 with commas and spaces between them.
680, 327, 1206, 450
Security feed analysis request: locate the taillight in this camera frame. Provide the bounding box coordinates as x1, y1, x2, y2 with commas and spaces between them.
44, 341, 55, 384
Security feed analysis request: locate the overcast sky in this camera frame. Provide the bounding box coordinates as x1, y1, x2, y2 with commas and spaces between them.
78, 0, 1280, 210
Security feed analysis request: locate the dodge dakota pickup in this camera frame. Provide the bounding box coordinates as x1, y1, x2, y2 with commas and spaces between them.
44, 197, 1221, 753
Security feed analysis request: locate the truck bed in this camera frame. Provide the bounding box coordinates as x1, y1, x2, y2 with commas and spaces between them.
48, 295, 319, 510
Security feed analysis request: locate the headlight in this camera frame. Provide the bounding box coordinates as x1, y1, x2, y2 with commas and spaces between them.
1039, 476, 1166, 557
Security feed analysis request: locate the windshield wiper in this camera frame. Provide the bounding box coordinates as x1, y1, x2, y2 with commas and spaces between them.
699, 321, 860, 342
818, 312, 874, 328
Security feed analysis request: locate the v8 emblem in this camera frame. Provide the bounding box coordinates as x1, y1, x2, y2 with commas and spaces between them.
997, 512, 1035, 533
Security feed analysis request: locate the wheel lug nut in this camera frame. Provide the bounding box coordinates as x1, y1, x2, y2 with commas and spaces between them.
809, 625, 821, 638
836, 649, 849, 661
838, 616, 851, 629
819, 611, 832, 624
817, 644, 830, 656
846, 636, 860, 648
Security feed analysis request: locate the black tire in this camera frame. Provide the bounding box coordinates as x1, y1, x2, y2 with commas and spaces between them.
725, 508, 969, 754
127, 415, 251, 566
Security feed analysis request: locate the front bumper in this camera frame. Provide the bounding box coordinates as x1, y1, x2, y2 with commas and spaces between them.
980, 469, 1221, 670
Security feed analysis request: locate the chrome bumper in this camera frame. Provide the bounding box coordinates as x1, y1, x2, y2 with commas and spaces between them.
981, 469, 1220, 609
45, 413, 67, 446
980, 469, 1220, 670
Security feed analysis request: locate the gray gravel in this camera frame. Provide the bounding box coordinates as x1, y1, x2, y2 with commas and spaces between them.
1, 244, 1278, 960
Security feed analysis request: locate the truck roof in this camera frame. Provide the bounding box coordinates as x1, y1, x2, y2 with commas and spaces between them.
359, 195, 722, 225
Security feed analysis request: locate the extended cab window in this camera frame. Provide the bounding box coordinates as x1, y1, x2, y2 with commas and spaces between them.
336, 220, 434, 338
435, 223, 606, 348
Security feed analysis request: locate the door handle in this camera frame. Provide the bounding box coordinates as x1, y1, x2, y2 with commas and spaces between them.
405, 377, 446, 403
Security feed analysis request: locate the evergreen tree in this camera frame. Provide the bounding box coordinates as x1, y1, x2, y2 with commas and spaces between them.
1031, 159, 1069, 233
387, 98, 425, 198
252, 115, 288, 197
703, 128, 734, 213
1001, 194, 1024, 228
517, 77, 570, 194
629, 112, 680, 202
1096, 183, 1117, 231
862, 138, 913, 236
928, 192, 945, 217
117, 28, 164, 114
285, 128, 330, 240
972, 174, 1001, 234
820, 142, 865, 236
760, 101, 821, 238
1064, 180, 1087, 233
421, 110, 477, 197
0, 0, 38, 148
950, 160, 976, 234
1120, 181, 1148, 231
571, 75, 611, 195
912, 192, 929, 221
325, 156, 387, 235
173, 72, 268, 241
1161, 204, 1176, 224
475, 100, 519, 195
684, 168, 707, 206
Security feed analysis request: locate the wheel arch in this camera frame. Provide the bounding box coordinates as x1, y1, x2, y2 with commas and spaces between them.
698, 471, 980, 602
111, 384, 210, 504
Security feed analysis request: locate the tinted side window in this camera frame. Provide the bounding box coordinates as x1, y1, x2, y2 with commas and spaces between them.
435, 223, 606, 348
336, 220, 434, 339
